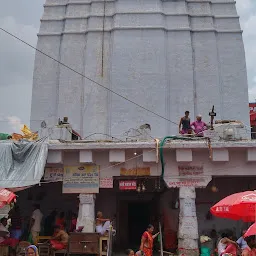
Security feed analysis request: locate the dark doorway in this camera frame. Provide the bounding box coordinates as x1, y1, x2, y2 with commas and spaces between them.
128, 202, 150, 247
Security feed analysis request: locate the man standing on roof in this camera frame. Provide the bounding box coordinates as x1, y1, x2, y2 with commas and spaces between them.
191, 115, 207, 136
179, 111, 191, 134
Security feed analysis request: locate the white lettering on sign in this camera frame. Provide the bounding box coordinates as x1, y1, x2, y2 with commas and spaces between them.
164, 177, 212, 188
100, 178, 113, 188
178, 166, 204, 176
242, 193, 256, 202
215, 206, 229, 212
119, 180, 137, 190
250, 107, 256, 112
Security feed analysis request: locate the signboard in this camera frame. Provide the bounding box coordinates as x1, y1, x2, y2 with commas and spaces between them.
119, 180, 137, 190
120, 167, 150, 176
44, 168, 64, 181
100, 178, 113, 188
178, 166, 203, 176
164, 176, 212, 188
182, 198, 196, 217
249, 103, 256, 113
63, 165, 99, 194
79, 194, 95, 204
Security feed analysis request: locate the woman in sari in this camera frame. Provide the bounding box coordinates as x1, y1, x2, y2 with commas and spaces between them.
140, 224, 159, 256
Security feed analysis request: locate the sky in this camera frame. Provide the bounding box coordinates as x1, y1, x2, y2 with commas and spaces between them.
0, 0, 256, 134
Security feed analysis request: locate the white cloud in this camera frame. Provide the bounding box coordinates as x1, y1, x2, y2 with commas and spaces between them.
6, 116, 23, 133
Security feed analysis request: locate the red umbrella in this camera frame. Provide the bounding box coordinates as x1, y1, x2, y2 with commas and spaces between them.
244, 222, 256, 238
210, 191, 256, 222
0, 189, 16, 208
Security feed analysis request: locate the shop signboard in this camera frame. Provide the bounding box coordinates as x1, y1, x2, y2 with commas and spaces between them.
119, 180, 137, 190
120, 167, 150, 176
44, 168, 64, 181
63, 165, 99, 194
164, 176, 212, 188
178, 165, 204, 176
164, 165, 211, 188
100, 178, 113, 188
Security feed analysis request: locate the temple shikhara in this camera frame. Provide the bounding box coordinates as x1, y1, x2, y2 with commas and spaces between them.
0, 1, 254, 256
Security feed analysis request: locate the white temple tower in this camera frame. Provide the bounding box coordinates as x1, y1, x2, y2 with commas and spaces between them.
30, 0, 249, 138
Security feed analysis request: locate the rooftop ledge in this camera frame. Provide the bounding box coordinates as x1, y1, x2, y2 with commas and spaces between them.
48, 139, 256, 150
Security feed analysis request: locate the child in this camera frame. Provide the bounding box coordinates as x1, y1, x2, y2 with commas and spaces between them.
126, 249, 135, 256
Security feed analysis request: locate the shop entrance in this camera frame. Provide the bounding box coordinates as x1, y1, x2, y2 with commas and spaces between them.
128, 202, 150, 247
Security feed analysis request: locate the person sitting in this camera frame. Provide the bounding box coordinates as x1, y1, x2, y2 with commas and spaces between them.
217, 233, 237, 256
50, 225, 69, 250
220, 240, 238, 256
69, 213, 77, 233
25, 245, 39, 256
242, 236, 256, 256
126, 249, 135, 256
191, 115, 207, 136
55, 212, 65, 230
95, 212, 116, 236
0, 217, 19, 248
237, 230, 248, 250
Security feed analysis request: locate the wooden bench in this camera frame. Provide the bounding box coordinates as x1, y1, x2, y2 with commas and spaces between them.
52, 249, 67, 256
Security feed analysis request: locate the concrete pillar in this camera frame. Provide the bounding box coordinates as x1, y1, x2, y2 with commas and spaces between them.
178, 187, 199, 256
76, 194, 95, 233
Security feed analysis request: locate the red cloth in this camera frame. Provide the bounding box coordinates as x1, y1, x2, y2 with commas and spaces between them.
210, 191, 256, 222
56, 218, 65, 229
242, 247, 255, 256
221, 243, 237, 256
0, 238, 19, 247
142, 232, 153, 256
0, 189, 16, 209
50, 240, 66, 250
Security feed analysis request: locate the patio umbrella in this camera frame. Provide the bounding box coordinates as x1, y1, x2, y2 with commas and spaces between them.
210, 191, 256, 222
244, 222, 256, 238
0, 188, 16, 209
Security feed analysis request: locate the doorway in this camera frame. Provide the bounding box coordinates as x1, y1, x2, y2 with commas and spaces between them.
128, 202, 150, 248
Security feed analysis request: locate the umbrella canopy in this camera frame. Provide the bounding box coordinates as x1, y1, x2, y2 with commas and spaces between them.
244, 222, 256, 238
210, 191, 256, 222
0, 189, 16, 208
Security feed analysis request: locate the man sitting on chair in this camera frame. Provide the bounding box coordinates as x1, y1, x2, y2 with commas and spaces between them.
0, 218, 19, 248
95, 211, 116, 236
50, 225, 69, 250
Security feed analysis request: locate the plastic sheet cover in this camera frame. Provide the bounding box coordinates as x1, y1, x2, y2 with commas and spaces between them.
0, 140, 48, 188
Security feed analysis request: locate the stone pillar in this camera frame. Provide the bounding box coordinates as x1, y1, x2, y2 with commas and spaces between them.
76, 194, 95, 233
178, 187, 199, 256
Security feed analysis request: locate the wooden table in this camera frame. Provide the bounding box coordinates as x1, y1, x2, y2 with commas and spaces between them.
68, 233, 99, 255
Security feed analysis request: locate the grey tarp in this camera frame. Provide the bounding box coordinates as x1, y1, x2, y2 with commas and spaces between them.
0, 139, 48, 188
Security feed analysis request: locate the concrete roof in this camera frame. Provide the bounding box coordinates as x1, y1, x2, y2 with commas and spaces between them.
48, 139, 256, 150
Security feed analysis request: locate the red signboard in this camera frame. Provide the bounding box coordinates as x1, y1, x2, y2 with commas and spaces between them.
119, 180, 137, 190
249, 103, 256, 126
250, 103, 256, 113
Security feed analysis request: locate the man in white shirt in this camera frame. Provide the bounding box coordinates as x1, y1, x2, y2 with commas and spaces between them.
29, 204, 43, 244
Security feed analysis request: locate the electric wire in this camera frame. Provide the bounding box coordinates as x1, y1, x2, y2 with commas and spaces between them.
0, 27, 179, 126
